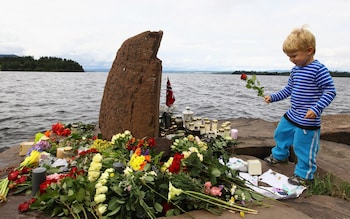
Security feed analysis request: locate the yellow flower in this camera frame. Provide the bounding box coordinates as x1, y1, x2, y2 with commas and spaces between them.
229, 196, 236, 206
20, 150, 41, 168
168, 182, 183, 201
129, 153, 146, 171
187, 135, 195, 141
94, 194, 106, 204
240, 211, 245, 218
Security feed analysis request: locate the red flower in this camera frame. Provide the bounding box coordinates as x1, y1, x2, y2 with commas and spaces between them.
39, 178, 60, 194
16, 175, 27, 184
20, 166, 31, 174
61, 128, 71, 136
162, 202, 174, 214
240, 73, 247, 80
18, 198, 36, 213
168, 153, 184, 174
18, 202, 30, 212
147, 137, 156, 147
8, 170, 20, 181
51, 122, 71, 136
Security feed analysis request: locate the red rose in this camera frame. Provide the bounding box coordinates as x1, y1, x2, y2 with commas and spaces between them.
168, 153, 184, 174
147, 137, 156, 147
20, 166, 31, 174
162, 202, 174, 214
8, 170, 20, 181
240, 73, 247, 80
18, 201, 30, 212
16, 175, 27, 184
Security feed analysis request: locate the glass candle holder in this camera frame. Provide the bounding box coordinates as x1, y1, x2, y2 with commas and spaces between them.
204, 121, 210, 133
212, 120, 218, 131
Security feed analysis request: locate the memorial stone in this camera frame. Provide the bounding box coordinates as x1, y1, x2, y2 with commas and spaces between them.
99, 30, 163, 140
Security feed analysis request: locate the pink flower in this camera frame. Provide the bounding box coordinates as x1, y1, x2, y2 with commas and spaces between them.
210, 186, 223, 196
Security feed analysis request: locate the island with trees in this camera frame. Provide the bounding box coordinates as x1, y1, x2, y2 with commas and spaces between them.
0, 55, 84, 72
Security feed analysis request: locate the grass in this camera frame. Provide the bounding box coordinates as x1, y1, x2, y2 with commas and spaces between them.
307, 173, 350, 201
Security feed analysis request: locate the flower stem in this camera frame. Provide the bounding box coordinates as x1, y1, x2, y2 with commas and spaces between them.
143, 182, 194, 219
185, 191, 258, 214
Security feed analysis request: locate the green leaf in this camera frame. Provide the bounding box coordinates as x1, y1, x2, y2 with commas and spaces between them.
76, 188, 85, 202
154, 202, 163, 213
106, 205, 121, 216
166, 209, 175, 217
144, 175, 154, 182
210, 167, 221, 177
72, 202, 82, 214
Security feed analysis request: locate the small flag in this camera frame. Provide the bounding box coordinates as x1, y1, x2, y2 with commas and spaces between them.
166, 77, 175, 107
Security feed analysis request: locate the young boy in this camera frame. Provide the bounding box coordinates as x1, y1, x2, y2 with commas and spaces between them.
264, 27, 336, 186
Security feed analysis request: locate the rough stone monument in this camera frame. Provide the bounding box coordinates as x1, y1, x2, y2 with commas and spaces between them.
99, 30, 163, 140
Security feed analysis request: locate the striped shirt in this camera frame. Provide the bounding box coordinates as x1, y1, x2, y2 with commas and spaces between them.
270, 60, 336, 129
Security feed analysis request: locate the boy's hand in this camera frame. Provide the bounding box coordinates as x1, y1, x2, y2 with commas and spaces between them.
264, 95, 271, 103
305, 109, 317, 119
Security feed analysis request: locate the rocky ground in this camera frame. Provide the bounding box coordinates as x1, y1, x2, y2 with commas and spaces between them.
0, 114, 349, 219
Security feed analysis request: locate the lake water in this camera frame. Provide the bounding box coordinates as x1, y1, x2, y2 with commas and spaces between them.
1, 71, 349, 150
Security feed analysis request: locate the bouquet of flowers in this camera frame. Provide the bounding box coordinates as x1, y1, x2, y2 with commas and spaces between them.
5, 122, 265, 219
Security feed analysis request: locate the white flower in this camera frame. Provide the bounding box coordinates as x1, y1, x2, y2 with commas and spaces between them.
95, 182, 103, 189
97, 204, 108, 215
92, 153, 103, 163
96, 186, 108, 194
88, 171, 100, 182
182, 151, 191, 159
100, 172, 109, 180
197, 153, 203, 161
88, 162, 102, 171
168, 182, 183, 201
94, 194, 106, 204
123, 166, 133, 176
99, 179, 107, 185
189, 147, 198, 153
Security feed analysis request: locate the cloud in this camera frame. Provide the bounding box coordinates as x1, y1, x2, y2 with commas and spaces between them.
1, 0, 350, 71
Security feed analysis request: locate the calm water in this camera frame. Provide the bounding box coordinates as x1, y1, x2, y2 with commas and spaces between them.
1, 71, 349, 150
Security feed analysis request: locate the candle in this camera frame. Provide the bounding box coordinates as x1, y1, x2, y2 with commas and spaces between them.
204, 121, 210, 133
231, 129, 238, 139
211, 120, 218, 131
199, 125, 206, 135
56, 148, 65, 158
31, 167, 47, 195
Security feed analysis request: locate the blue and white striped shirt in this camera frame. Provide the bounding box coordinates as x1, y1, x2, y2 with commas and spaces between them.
270, 60, 336, 129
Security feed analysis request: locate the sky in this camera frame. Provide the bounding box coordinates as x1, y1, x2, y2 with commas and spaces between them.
1, 0, 350, 72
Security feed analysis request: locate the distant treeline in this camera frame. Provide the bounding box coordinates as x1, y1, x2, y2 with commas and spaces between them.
0, 55, 84, 72
232, 70, 350, 77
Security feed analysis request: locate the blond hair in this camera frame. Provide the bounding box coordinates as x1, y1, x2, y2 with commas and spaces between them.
283, 26, 316, 54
